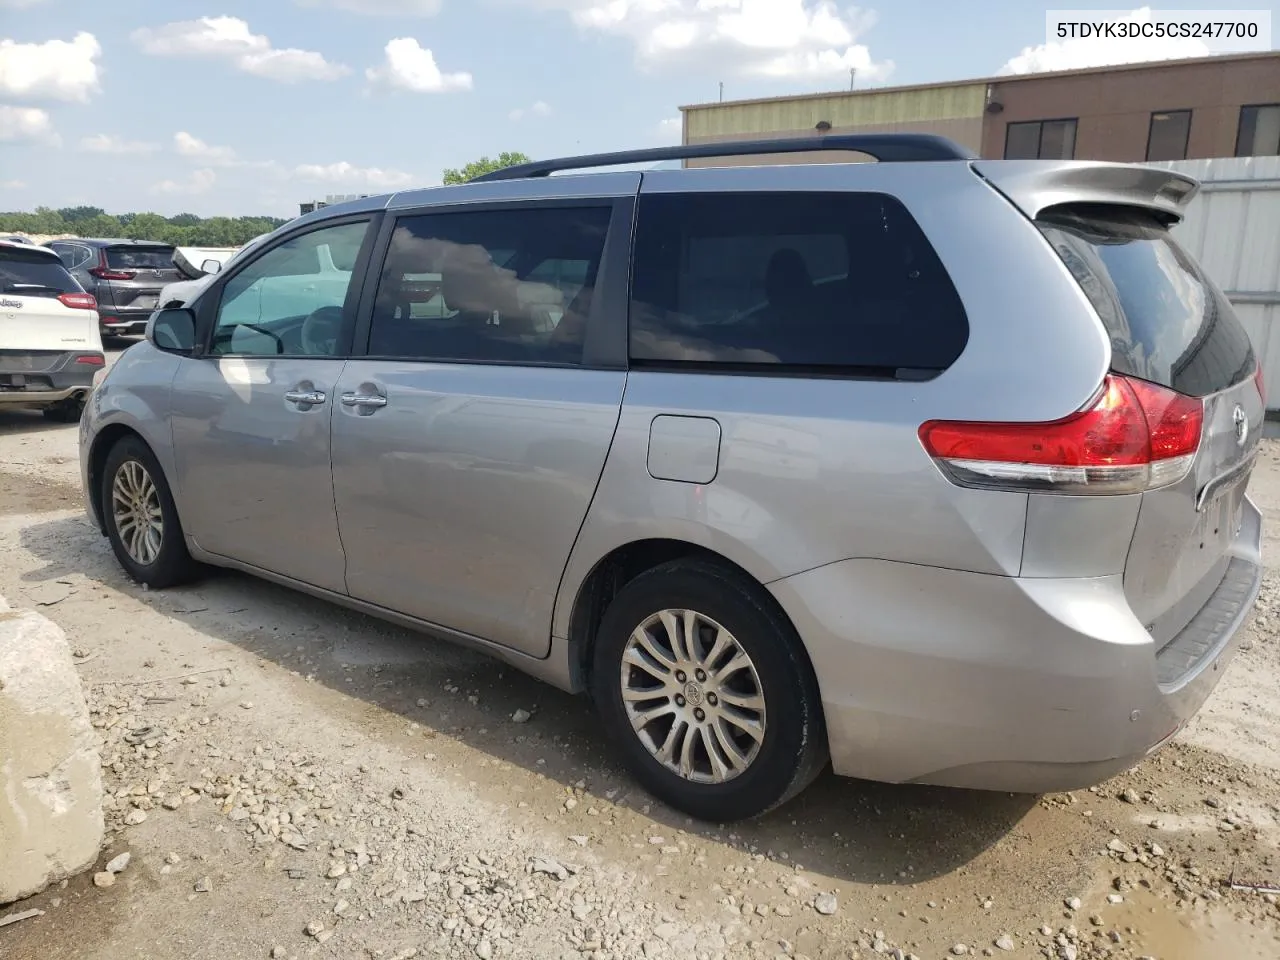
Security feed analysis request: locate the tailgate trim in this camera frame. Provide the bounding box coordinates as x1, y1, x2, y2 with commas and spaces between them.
1156, 554, 1260, 689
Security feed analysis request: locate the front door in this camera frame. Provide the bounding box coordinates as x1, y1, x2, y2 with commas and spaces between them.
331, 202, 628, 656
170, 218, 373, 593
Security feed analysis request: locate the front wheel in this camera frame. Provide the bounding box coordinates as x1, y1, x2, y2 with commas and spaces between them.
591, 560, 828, 821
101, 436, 196, 588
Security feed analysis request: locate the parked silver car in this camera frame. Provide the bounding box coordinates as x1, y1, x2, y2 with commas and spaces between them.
78, 136, 1264, 820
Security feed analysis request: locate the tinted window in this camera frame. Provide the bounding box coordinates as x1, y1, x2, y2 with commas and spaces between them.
368, 206, 611, 365
1146, 110, 1191, 162
212, 220, 369, 357
1236, 103, 1280, 157
106, 246, 175, 269
1004, 119, 1077, 160
1038, 205, 1255, 397
629, 191, 968, 375
0, 248, 79, 298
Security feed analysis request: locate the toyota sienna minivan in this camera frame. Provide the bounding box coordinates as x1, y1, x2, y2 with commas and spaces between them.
78, 136, 1264, 820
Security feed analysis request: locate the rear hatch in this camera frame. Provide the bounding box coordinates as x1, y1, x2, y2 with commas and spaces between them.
1035, 204, 1262, 645
0, 245, 100, 351
95, 244, 182, 312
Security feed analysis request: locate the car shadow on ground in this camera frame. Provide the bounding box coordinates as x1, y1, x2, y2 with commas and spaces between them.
0, 408, 72, 436
19, 513, 1039, 888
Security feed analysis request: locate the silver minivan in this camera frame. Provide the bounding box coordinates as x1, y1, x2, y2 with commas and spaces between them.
78, 136, 1264, 821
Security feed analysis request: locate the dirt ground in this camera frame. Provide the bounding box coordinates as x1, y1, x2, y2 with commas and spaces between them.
0, 363, 1278, 960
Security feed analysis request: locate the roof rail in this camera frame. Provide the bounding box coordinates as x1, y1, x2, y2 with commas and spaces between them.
470, 134, 976, 182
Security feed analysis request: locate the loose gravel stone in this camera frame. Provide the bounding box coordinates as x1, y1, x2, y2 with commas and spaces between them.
105, 852, 131, 874
813, 893, 838, 916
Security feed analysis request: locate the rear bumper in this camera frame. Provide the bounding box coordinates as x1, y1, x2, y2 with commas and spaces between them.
99, 311, 152, 335
769, 496, 1262, 793
0, 351, 102, 405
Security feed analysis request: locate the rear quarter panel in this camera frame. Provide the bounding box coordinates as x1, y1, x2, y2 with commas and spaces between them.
553, 161, 1115, 639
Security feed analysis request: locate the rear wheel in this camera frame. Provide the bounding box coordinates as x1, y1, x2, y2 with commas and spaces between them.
42, 395, 85, 423
101, 436, 196, 588
591, 560, 827, 821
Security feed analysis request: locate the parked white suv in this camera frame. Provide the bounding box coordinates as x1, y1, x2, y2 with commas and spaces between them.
0, 241, 105, 421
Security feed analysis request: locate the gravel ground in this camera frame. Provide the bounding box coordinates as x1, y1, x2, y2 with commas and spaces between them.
1, 357, 1278, 960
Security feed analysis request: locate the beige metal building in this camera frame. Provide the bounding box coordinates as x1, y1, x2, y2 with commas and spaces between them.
680, 51, 1280, 165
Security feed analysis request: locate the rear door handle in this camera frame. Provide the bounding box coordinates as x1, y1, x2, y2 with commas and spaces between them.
341, 392, 388, 408
284, 389, 326, 405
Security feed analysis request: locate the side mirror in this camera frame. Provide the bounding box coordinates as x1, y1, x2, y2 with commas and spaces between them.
147, 307, 197, 355
201, 259, 223, 275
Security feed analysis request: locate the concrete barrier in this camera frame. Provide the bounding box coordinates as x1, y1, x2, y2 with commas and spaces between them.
0, 597, 103, 905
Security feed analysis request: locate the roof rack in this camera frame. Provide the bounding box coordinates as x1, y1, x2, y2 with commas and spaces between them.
470, 134, 976, 182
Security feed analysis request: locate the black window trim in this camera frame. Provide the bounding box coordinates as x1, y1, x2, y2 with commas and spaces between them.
351, 196, 633, 371
1145, 108, 1193, 162
192, 211, 383, 360
1235, 102, 1280, 157
1004, 117, 1079, 160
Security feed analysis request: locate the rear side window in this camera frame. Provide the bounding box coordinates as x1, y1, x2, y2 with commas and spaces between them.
0, 248, 80, 298
106, 246, 174, 270
1038, 205, 1255, 397
629, 191, 969, 375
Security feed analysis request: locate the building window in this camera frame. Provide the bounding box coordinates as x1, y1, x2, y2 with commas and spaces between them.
1146, 110, 1192, 161
1236, 104, 1280, 157
1004, 119, 1077, 160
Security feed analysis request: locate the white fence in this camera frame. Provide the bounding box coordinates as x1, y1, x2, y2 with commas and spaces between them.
1151, 156, 1280, 411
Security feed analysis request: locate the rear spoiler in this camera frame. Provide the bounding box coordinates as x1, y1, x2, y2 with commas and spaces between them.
970, 160, 1200, 224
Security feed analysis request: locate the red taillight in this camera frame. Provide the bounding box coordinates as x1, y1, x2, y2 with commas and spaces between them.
1254, 364, 1266, 409
89, 251, 135, 281
75, 354, 105, 367
918, 374, 1203, 495
58, 292, 97, 310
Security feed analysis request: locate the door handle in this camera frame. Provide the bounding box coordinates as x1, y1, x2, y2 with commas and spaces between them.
341, 392, 388, 408
284, 389, 326, 405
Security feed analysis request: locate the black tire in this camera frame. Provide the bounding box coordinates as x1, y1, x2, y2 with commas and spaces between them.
591, 559, 828, 822
43, 395, 85, 423
101, 436, 197, 588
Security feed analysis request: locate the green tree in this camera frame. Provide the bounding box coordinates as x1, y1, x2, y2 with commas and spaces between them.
167, 212, 201, 227
58, 206, 105, 224
124, 212, 170, 242
442, 152, 531, 185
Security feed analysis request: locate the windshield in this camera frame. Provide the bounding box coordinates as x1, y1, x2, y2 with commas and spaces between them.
106, 246, 175, 270
0, 248, 79, 297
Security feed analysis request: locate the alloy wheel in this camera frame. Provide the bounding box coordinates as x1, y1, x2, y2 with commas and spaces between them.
620, 608, 767, 784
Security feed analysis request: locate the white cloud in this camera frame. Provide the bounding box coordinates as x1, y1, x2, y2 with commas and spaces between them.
0, 105, 57, 144
80, 133, 160, 155
1001, 7, 1212, 74
174, 131, 240, 166
132, 17, 349, 83
526, 0, 892, 82
295, 0, 443, 14
153, 168, 218, 196
0, 179, 27, 189
0, 31, 101, 103
365, 38, 473, 93
509, 100, 552, 121
0, 0, 51, 8
293, 161, 416, 190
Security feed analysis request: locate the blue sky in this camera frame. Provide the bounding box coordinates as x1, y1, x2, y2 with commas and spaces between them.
1, 1, 1276, 217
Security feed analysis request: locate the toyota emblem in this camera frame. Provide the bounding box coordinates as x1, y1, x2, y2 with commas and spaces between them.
1232, 404, 1248, 446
